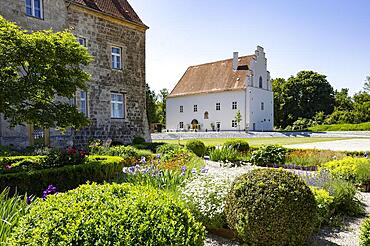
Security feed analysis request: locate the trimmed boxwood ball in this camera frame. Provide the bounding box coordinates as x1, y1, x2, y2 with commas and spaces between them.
225, 169, 318, 246
6, 183, 206, 246
360, 215, 370, 246
186, 140, 206, 157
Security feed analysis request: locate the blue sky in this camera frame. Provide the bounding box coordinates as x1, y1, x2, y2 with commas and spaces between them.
130, 0, 370, 94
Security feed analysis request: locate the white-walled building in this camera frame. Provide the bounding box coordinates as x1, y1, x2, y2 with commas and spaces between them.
166, 46, 274, 131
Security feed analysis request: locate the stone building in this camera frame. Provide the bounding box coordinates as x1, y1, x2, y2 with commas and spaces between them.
0, 0, 150, 146
167, 46, 274, 132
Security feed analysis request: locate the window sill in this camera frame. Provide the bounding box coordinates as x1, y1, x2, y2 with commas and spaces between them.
26, 14, 44, 20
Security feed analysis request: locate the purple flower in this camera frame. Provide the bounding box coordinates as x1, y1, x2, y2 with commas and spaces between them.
191, 168, 197, 174
200, 167, 209, 173
26, 196, 33, 205
156, 154, 161, 159
42, 185, 58, 199
140, 156, 146, 164
181, 166, 187, 172
180, 172, 185, 176
128, 166, 136, 173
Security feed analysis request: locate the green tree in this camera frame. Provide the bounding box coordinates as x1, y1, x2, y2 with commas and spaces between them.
235, 110, 242, 131
334, 88, 353, 111
0, 16, 92, 129
157, 88, 169, 126
272, 71, 335, 128
145, 83, 159, 125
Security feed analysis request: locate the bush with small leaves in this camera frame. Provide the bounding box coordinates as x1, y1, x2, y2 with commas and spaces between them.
7, 183, 206, 246
225, 169, 318, 245
223, 140, 249, 153
250, 145, 288, 166
186, 140, 206, 157
360, 215, 370, 246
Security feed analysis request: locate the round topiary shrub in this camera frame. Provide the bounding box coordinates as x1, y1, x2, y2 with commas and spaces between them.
225, 169, 318, 245
223, 140, 249, 153
7, 183, 205, 246
186, 140, 206, 157
360, 215, 370, 246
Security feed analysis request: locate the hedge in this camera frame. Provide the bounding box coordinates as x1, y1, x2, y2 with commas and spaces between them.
308, 122, 370, 131
0, 156, 125, 196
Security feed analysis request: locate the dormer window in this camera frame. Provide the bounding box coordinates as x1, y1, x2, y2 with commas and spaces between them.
25, 0, 43, 19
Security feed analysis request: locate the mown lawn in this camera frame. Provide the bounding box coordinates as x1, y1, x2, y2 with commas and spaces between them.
154, 137, 349, 146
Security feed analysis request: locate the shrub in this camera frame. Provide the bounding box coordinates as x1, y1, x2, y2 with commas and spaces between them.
225, 169, 318, 245
186, 140, 206, 157
205, 145, 215, 155
360, 215, 370, 246
321, 157, 370, 185
132, 136, 146, 145
7, 183, 206, 245
0, 188, 29, 243
310, 187, 334, 226
133, 142, 165, 153
223, 139, 249, 153
89, 145, 153, 164
156, 143, 182, 155
209, 148, 242, 163
159, 148, 204, 171
182, 174, 232, 229
250, 145, 288, 166
0, 156, 125, 196
308, 122, 370, 131
43, 147, 87, 168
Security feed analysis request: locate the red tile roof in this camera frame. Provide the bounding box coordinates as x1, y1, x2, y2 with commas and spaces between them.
73, 0, 147, 28
168, 55, 255, 98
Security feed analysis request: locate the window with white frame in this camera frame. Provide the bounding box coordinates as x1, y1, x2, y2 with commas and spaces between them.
25, 0, 43, 19
261, 102, 265, 111
232, 101, 237, 110
179, 122, 184, 129
216, 102, 221, 111
111, 93, 125, 118
111, 47, 122, 69
80, 91, 88, 116
193, 105, 197, 112
78, 37, 87, 47
180, 105, 183, 113
232, 120, 237, 128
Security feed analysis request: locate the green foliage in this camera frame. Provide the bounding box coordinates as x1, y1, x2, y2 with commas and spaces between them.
145, 83, 160, 125
132, 136, 146, 145
159, 148, 204, 171
0, 188, 29, 243
272, 71, 335, 128
310, 187, 334, 226
0, 156, 125, 196
250, 145, 287, 166
309, 121, 370, 131
156, 143, 182, 155
360, 215, 370, 246
321, 157, 370, 185
209, 148, 243, 163
6, 183, 206, 246
186, 140, 206, 157
89, 145, 153, 163
158, 88, 169, 126
205, 145, 215, 155
225, 169, 318, 245
132, 142, 165, 153
223, 139, 249, 152
323, 179, 364, 217
0, 15, 92, 129
234, 110, 242, 131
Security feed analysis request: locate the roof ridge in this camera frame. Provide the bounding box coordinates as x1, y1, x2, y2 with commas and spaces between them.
189, 54, 255, 68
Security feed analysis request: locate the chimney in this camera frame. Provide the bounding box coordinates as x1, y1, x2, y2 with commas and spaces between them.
232, 52, 238, 71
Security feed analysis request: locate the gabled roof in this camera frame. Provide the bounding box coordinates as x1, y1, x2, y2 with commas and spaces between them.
73, 0, 147, 28
168, 55, 255, 98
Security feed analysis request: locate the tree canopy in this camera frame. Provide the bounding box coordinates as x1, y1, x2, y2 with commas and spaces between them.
0, 15, 92, 129
272, 71, 335, 128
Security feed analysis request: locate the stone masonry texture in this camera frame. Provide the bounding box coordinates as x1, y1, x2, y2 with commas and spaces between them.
0, 0, 150, 147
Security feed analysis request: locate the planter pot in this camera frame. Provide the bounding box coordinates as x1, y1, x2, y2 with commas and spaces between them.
208, 228, 236, 240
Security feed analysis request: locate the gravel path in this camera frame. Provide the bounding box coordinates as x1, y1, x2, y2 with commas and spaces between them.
203, 161, 370, 246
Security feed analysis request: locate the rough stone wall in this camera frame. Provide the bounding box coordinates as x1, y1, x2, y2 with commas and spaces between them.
0, 1, 150, 147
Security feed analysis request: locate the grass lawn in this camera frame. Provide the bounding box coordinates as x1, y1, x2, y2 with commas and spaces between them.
154, 137, 350, 146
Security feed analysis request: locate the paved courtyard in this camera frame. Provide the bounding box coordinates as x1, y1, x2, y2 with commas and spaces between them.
286, 138, 370, 151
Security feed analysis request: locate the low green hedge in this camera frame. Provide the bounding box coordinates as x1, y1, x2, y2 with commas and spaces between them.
0, 156, 125, 196
308, 122, 370, 131
223, 139, 249, 152
6, 183, 206, 245
89, 145, 153, 162
186, 140, 206, 157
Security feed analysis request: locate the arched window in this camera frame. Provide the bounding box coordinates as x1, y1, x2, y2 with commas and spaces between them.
259, 76, 263, 88
204, 111, 209, 119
